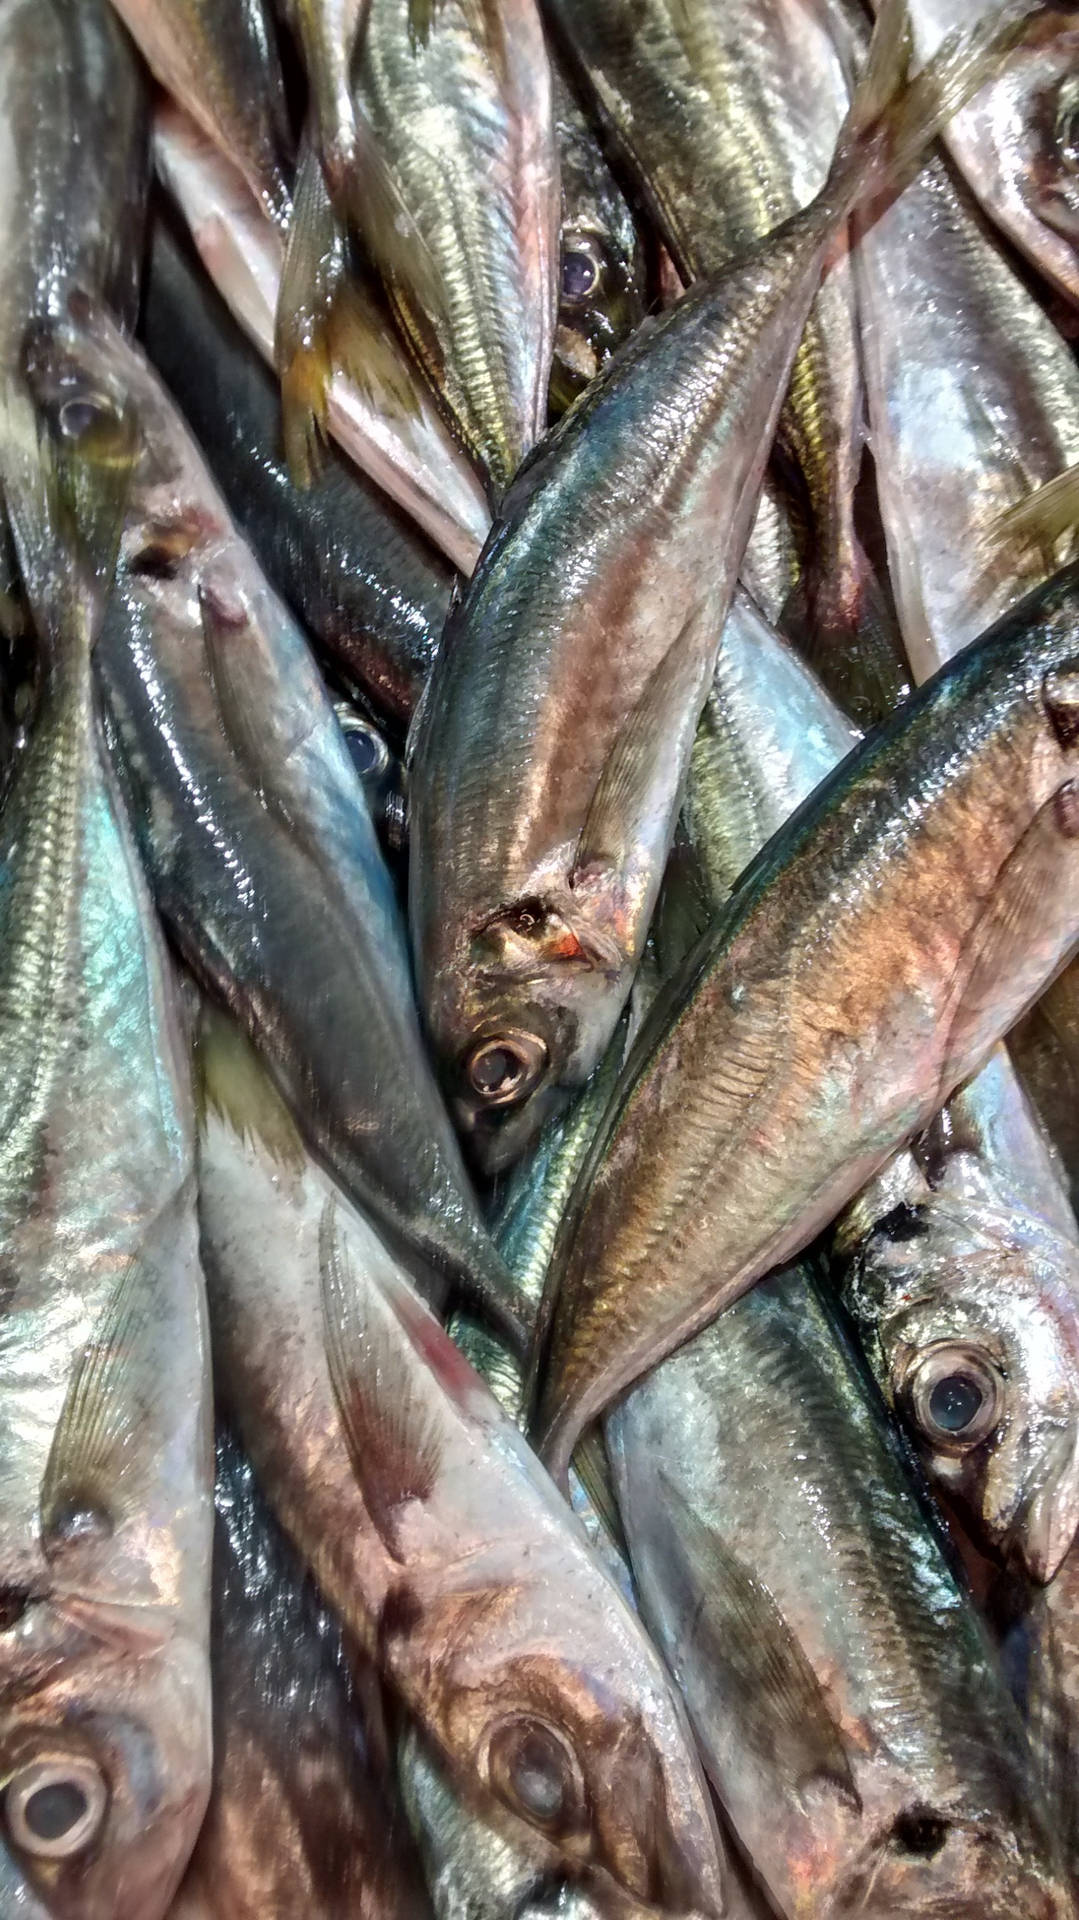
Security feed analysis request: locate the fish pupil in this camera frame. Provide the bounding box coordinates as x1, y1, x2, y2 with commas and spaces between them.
0, 1586, 29, 1630
927, 1373, 983, 1434
345, 726, 383, 777
508, 1729, 566, 1822
23, 1780, 88, 1842
472, 1045, 521, 1095
891, 1811, 949, 1858
875, 1203, 927, 1242
562, 249, 599, 302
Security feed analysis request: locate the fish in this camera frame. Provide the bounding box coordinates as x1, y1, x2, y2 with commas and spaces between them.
1013, 969, 1079, 1216
0, 0, 147, 380
837, 1049, 1079, 1583
170, 1424, 430, 1920
409, 0, 1022, 1173
545, 0, 908, 726
890, 0, 1079, 306
549, 66, 647, 415
0, 381, 212, 1917
609, 1268, 1073, 1919
142, 217, 452, 736
1008, 1539, 1079, 1892
153, 103, 492, 573
531, 560, 1079, 1482
854, 149, 1079, 682
20, 306, 524, 1343
106, 0, 292, 228
353, 0, 560, 497
193, 995, 732, 1920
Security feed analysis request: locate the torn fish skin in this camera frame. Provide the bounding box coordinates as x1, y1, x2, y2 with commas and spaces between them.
194, 998, 733, 1920
23, 304, 524, 1345
532, 561, 1079, 1483
0, 382, 213, 1920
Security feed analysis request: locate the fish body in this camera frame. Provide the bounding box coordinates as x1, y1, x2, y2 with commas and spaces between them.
545, 0, 905, 724
533, 563, 1079, 1478
897, 0, 1079, 305
0, 0, 147, 377
107, 0, 292, 227
410, 89, 909, 1171
549, 67, 647, 413
355, 0, 559, 497
143, 219, 452, 734
1011, 1541, 1079, 1892
194, 1001, 731, 1920
29, 308, 518, 1338
153, 105, 491, 573
0, 393, 212, 1918
610, 1267, 1072, 1919
856, 152, 1079, 683
172, 1426, 429, 1920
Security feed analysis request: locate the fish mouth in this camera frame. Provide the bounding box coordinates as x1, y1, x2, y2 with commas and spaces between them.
1003, 1431, 1079, 1584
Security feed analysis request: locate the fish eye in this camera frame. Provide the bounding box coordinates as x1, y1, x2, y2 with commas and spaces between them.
57, 396, 112, 442
872, 1202, 928, 1243
1043, 665, 1079, 749
486, 1715, 585, 1835
336, 708, 391, 781
561, 237, 604, 306
5, 1753, 108, 1860
465, 1032, 548, 1106
1054, 76, 1079, 169
906, 1347, 1002, 1452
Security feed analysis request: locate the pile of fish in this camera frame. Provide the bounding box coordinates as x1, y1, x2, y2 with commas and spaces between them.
3, 0, 1079, 1914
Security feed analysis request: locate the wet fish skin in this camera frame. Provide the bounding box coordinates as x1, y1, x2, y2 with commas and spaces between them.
27, 307, 522, 1342
610, 1266, 1073, 1920
532, 562, 1079, 1480
355, 0, 560, 497
855, 151, 1079, 683
1007, 1541, 1079, 1892
545, 0, 906, 727
897, 0, 1079, 306
1012, 973, 1079, 1216
108, 0, 292, 227
153, 103, 492, 573
142, 218, 452, 736
0, 0, 147, 378
0, 389, 213, 1918
549, 68, 647, 415
173, 1425, 430, 1920
194, 1003, 731, 1920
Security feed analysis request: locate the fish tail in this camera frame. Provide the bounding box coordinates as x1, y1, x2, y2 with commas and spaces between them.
0, 324, 137, 676
825, 0, 1044, 222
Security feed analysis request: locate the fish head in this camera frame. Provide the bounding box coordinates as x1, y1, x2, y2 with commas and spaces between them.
419, 1595, 727, 1920
434, 890, 629, 1173
841, 1171, 1079, 1583
550, 221, 647, 414
0, 1598, 210, 1920
835, 1808, 1073, 1918
974, 23, 1079, 268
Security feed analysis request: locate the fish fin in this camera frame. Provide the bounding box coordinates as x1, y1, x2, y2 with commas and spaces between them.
657, 1475, 859, 1810
784, 541, 909, 729
319, 1197, 443, 1560
572, 1429, 631, 1559
982, 464, 1079, 560
275, 134, 338, 488
407, 0, 503, 58
827, 0, 1045, 220
1, 348, 137, 667
40, 1194, 188, 1547
943, 789, 1079, 1085
195, 997, 305, 1173
573, 608, 714, 885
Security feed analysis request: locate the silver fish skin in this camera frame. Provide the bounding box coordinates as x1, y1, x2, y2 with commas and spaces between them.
0, 0, 147, 375
193, 1003, 731, 1920
891, 0, 1079, 306
609, 1269, 1073, 1920
409, 14, 927, 1173
22, 307, 522, 1342
153, 104, 492, 575
532, 562, 1079, 1479
1008, 1540, 1079, 1893
838, 1047, 1079, 1583
0, 395, 212, 1919
355, 0, 560, 499
855, 151, 1079, 683
107, 0, 292, 227
171, 1426, 431, 1920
